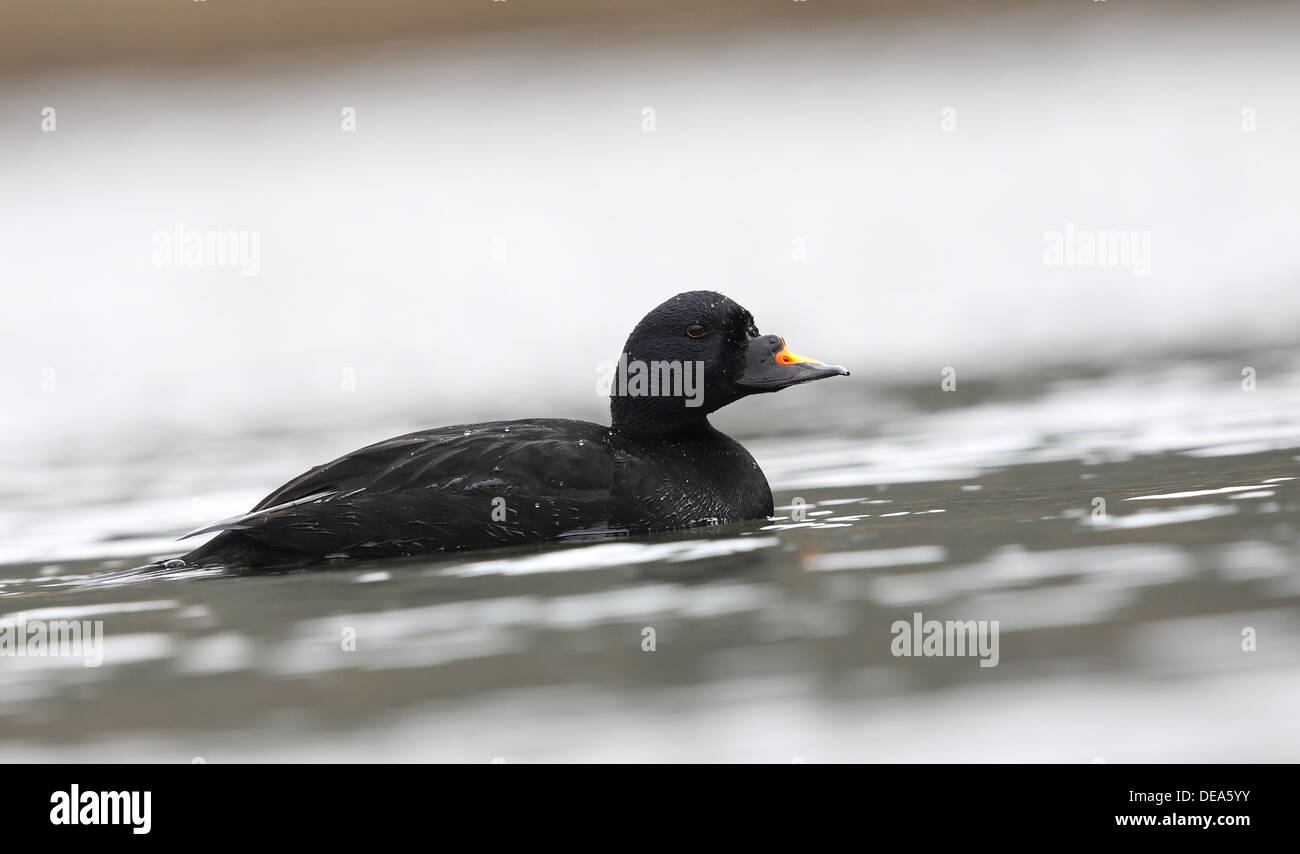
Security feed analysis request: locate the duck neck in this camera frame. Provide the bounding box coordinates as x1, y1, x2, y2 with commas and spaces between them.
609, 396, 718, 442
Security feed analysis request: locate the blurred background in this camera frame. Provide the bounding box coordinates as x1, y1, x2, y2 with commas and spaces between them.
4, 0, 1300, 450
1, 0, 1298, 762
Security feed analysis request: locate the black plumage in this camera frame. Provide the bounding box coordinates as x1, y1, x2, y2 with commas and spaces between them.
179, 291, 846, 568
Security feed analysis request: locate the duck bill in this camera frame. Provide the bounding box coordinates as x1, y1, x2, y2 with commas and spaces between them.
736, 334, 850, 392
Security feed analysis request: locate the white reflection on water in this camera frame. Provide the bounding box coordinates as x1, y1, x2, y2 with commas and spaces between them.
441, 536, 780, 578
1086, 503, 1237, 530
1128, 485, 1276, 501
806, 546, 948, 572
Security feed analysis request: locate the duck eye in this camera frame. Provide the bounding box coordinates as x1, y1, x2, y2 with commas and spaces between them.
686, 323, 709, 339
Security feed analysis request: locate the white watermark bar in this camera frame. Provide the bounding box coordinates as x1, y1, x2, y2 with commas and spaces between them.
0, 613, 103, 667
597, 355, 707, 407
890, 611, 999, 668
1043, 222, 1152, 278
151, 222, 261, 278
50, 785, 151, 835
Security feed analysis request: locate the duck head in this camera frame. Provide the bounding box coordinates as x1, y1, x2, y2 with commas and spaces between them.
609, 290, 849, 437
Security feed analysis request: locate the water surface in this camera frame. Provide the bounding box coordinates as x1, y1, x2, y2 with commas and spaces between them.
2, 357, 1297, 762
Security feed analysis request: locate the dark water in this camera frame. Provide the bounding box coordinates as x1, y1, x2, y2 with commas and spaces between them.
2, 357, 1298, 762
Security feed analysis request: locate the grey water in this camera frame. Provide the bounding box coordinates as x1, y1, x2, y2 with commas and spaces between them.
3, 3, 1300, 761
2, 354, 1298, 762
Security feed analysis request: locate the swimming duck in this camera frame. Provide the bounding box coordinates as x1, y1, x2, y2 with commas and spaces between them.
178, 291, 847, 568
